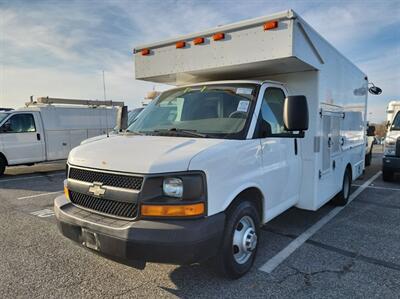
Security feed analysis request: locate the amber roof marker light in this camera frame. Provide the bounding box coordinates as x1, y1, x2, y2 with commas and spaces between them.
141, 48, 150, 56
193, 37, 205, 45
213, 32, 225, 41
176, 41, 186, 49
263, 21, 278, 30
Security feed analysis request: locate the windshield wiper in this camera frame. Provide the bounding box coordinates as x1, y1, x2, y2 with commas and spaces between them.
153, 128, 208, 138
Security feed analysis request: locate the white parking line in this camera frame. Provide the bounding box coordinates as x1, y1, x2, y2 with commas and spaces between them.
259, 171, 382, 274
0, 172, 64, 183
30, 208, 55, 218
352, 184, 400, 192
18, 191, 63, 200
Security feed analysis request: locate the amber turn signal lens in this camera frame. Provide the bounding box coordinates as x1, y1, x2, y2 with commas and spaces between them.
64, 185, 70, 201
263, 21, 278, 30
141, 48, 150, 56
141, 203, 205, 217
213, 32, 225, 41
176, 41, 186, 48
193, 37, 205, 45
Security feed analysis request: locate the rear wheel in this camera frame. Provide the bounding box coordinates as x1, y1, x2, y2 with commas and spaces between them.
0, 156, 6, 177
332, 167, 351, 206
382, 169, 394, 182
214, 200, 260, 279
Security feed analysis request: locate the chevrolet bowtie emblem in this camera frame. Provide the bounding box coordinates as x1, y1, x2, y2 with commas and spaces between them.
88, 182, 106, 197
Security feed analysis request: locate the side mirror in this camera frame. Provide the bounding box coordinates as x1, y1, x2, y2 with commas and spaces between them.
368, 86, 382, 95
283, 96, 309, 135
367, 125, 375, 137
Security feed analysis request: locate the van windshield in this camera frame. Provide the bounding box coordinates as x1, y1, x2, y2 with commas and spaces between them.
0, 113, 8, 124
391, 112, 400, 130
127, 84, 258, 139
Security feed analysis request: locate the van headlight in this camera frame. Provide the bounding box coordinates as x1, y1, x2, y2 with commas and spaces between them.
139, 172, 207, 218
163, 177, 183, 198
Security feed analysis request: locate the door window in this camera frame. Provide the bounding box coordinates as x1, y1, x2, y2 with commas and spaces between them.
1, 114, 36, 133
260, 88, 289, 136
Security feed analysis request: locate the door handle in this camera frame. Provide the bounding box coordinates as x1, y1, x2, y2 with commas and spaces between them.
36, 133, 41, 141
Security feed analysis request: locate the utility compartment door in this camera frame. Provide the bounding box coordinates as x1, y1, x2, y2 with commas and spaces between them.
319, 109, 345, 204
321, 110, 344, 175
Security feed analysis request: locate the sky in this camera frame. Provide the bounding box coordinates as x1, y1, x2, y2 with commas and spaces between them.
0, 0, 399, 122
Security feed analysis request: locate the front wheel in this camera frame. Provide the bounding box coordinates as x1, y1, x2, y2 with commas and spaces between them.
214, 200, 260, 279
332, 167, 352, 206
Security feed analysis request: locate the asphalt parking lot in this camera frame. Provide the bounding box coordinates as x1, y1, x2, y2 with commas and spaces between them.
0, 147, 399, 298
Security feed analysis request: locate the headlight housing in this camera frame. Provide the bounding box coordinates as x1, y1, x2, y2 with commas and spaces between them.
139, 171, 207, 218
384, 137, 396, 155
163, 177, 183, 198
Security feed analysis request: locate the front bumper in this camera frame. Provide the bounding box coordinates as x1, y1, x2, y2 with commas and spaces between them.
54, 195, 225, 265
382, 156, 400, 172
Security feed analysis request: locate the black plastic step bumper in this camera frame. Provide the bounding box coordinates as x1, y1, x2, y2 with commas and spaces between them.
383, 156, 400, 172
54, 195, 225, 265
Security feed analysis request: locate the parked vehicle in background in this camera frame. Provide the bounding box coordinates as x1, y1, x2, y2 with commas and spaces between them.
386, 101, 400, 128
128, 107, 145, 123
55, 9, 381, 278
141, 91, 161, 107
0, 97, 125, 176
365, 124, 375, 166
80, 107, 144, 145
383, 101, 400, 181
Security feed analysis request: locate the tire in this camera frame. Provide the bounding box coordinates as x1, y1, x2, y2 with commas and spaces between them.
214, 200, 260, 279
365, 151, 372, 167
382, 169, 394, 182
0, 156, 6, 177
332, 167, 352, 206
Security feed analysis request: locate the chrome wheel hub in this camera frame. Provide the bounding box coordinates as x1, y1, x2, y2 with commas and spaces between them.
233, 215, 257, 264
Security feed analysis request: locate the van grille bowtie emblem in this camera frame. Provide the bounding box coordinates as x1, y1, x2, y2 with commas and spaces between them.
88, 182, 106, 197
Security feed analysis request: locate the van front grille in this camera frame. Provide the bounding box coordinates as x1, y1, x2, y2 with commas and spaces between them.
69, 191, 137, 219
69, 167, 143, 190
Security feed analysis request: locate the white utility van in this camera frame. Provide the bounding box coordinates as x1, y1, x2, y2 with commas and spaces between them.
383, 100, 400, 180
0, 97, 123, 176
55, 10, 379, 278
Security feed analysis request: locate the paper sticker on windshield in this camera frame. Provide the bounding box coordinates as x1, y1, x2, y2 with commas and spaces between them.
236, 88, 253, 95
237, 100, 250, 112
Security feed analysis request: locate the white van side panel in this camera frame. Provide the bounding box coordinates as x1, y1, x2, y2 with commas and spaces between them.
290, 20, 366, 210
40, 107, 117, 161
45, 131, 70, 161
307, 21, 366, 209
256, 44, 366, 212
